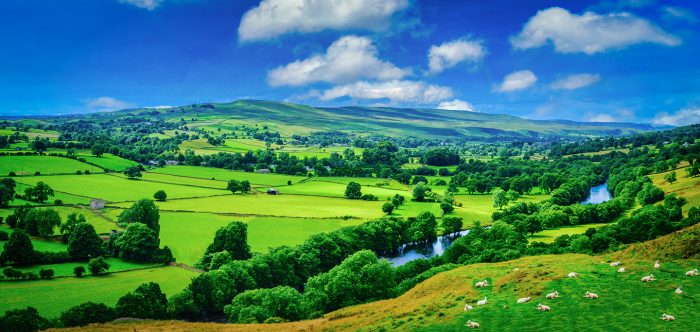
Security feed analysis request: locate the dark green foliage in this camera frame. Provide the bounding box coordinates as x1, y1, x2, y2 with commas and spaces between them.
421, 147, 460, 166
19, 208, 61, 237
381, 202, 395, 214
87, 257, 110, 275
636, 183, 665, 205
391, 194, 405, 207
0, 177, 16, 207
73, 266, 86, 277
153, 189, 167, 201
227, 179, 241, 193
240, 180, 251, 193
39, 268, 54, 279
123, 166, 142, 179
60, 302, 116, 327
117, 199, 160, 234
116, 282, 168, 319
23, 181, 54, 202
440, 201, 454, 215
60, 212, 87, 242
114, 223, 159, 261
0, 229, 34, 266
0, 230, 8, 241
198, 221, 251, 268
441, 216, 463, 235
224, 286, 309, 323
3, 267, 23, 279
411, 183, 431, 202
408, 211, 437, 243
0, 307, 50, 332
344, 181, 362, 199
67, 223, 104, 260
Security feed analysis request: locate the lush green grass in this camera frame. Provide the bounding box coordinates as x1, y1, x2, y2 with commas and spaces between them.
0, 156, 101, 176
150, 165, 307, 187
13, 182, 91, 205
651, 166, 699, 214
529, 223, 610, 243
79, 153, 138, 171
281, 180, 408, 199
0, 266, 197, 318
11, 258, 156, 278
0, 227, 68, 254
0, 128, 59, 139
126, 171, 229, 189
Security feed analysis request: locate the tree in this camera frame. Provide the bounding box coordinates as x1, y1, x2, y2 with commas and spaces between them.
24, 182, 54, 202
0, 178, 16, 207
39, 268, 54, 279
492, 189, 509, 210
412, 183, 430, 202
440, 202, 454, 215
73, 266, 86, 277
0, 229, 34, 266
442, 216, 463, 235
90, 143, 105, 157
117, 199, 160, 234
224, 286, 309, 323
344, 182, 362, 199
116, 282, 168, 319
687, 163, 700, 177
381, 202, 395, 215
636, 183, 664, 205
240, 180, 251, 193
68, 223, 104, 260
408, 211, 438, 243
506, 189, 520, 203
60, 302, 116, 327
123, 166, 142, 179
227, 180, 240, 194
87, 257, 110, 275
60, 212, 87, 242
199, 221, 251, 268
22, 208, 61, 237
664, 171, 677, 184
153, 190, 167, 201
114, 223, 160, 261
524, 216, 543, 236
391, 194, 405, 207
0, 307, 50, 332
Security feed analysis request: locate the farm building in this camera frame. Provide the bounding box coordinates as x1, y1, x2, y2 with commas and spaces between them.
266, 188, 279, 195
90, 198, 105, 209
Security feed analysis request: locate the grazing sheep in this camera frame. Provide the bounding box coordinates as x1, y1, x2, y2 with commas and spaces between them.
568, 272, 578, 278
545, 291, 559, 299
641, 274, 656, 283
477, 297, 488, 306
654, 261, 661, 269
686, 268, 698, 277
513, 268, 520, 271
661, 313, 675, 321
675, 286, 683, 295
610, 261, 621, 267
464, 304, 474, 311
517, 297, 531, 304
537, 303, 551, 311
617, 267, 626, 273
584, 291, 599, 299
475, 280, 488, 288
466, 320, 481, 328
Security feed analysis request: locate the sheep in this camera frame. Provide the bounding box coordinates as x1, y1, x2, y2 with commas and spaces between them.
513, 268, 520, 271
464, 303, 474, 311
617, 267, 626, 273
537, 303, 551, 311
610, 261, 621, 267
567, 272, 578, 278
517, 297, 531, 304
675, 286, 683, 295
654, 261, 661, 269
545, 291, 559, 299
466, 320, 481, 328
584, 291, 599, 299
641, 274, 656, 283
661, 313, 675, 321
477, 297, 488, 306
475, 280, 489, 288
685, 268, 698, 277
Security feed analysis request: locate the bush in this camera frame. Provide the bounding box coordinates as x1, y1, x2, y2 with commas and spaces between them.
0, 230, 8, 241
361, 194, 378, 201
73, 266, 86, 278
116, 282, 168, 319
88, 257, 110, 275
39, 268, 54, 279
54, 199, 63, 206
0, 307, 50, 332
21, 272, 39, 280
381, 202, 395, 214
3, 267, 22, 279
8, 172, 16, 177
153, 190, 167, 201
60, 302, 116, 327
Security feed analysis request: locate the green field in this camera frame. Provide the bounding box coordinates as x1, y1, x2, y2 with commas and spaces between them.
0, 266, 197, 318
78, 154, 138, 171
528, 223, 610, 243
150, 165, 307, 186
652, 166, 700, 214
0, 227, 69, 254
0, 156, 102, 176
11, 258, 156, 278
281, 180, 407, 199
0, 128, 59, 139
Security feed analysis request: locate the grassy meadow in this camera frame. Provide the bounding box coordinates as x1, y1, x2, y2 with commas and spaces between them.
0, 156, 102, 176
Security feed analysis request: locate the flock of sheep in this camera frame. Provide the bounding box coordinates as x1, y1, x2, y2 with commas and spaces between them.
463, 261, 698, 328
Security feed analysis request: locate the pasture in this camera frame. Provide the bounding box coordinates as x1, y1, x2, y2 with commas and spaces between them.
0, 227, 69, 254
78, 154, 138, 171
652, 166, 700, 214
0, 156, 102, 176
150, 165, 306, 186
528, 223, 610, 243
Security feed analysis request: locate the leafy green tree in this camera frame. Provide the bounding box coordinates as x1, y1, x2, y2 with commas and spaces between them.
344, 182, 362, 199
227, 179, 240, 193
68, 223, 104, 260
240, 180, 251, 193
73, 266, 86, 277
0, 178, 16, 207
198, 221, 251, 268
153, 190, 167, 201
24, 182, 54, 203
117, 199, 160, 234
22, 208, 61, 238
60, 302, 116, 327
524, 216, 543, 236
60, 212, 87, 242
123, 166, 142, 179
116, 282, 168, 319
224, 286, 309, 323
636, 183, 665, 205
441, 216, 463, 235
440, 202, 454, 215
506, 189, 520, 203
114, 223, 159, 261
381, 202, 395, 215
663, 171, 677, 184
408, 211, 438, 243
90, 143, 105, 157
39, 268, 54, 279
0, 229, 34, 266
492, 189, 509, 210
412, 183, 430, 202
0, 307, 50, 332
87, 257, 110, 275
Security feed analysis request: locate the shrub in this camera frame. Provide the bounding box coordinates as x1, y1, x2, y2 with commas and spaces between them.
73, 266, 86, 277
8, 172, 16, 177
88, 257, 110, 275
0, 230, 8, 241
0, 307, 50, 332
60, 302, 116, 327
3, 268, 22, 279
153, 190, 167, 201
39, 268, 54, 279
54, 199, 63, 206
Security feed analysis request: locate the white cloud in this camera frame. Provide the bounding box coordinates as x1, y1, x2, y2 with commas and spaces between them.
320, 80, 453, 104
494, 70, 537, 93
267, 35, 410, 87
436, 99, 477, 112
662, 6, 698, 23
84, 97, 134, 112
510, 7, 680, 54
427, 38, 485, 74
585, 112, 617, 122
119, 0, 164, 10
653, 107, 700, 126
550, 73, 601, 90
238, 0, 408, 42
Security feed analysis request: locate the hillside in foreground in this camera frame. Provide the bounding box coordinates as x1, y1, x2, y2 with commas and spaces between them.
55, 223, 700, 332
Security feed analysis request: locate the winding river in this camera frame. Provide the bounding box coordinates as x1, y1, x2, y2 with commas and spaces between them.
581, 182, 612, 204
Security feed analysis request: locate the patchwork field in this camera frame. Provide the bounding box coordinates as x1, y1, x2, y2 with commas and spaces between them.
0, 156, 102, 176
150, 165, 306, 187
652, 166, 700, 214
78, 154, 138, 171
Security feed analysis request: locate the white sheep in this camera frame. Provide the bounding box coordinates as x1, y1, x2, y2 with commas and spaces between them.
464, 303, 474, 311
475, 280, 489, 288
685, 268, 698, 277
477, 297, 488, 306
661, 313, 675, 321
617, 267, 626, 273
641, 274, 656, 283
545, 291, 559, 299
517, 297, 531, 304
537, 303, 551, 311
610, 261, 621, 267
584, 291, 599, 299
466, 320, 481, 328
567, 272, 578, 278
675, 286, 683, 295
654, 260, 661, 269
513, 267, 520, 271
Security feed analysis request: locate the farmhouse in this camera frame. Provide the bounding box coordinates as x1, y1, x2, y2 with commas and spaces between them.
90, 198, 105, 209
257, 168, 271, 174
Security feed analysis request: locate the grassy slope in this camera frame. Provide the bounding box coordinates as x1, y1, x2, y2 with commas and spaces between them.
0, 156, 102, 175
651, 166, 700, 214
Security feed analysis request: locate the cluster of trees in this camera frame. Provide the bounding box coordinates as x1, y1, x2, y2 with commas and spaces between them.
226, 180, 251, 194
112, 199, 173, 263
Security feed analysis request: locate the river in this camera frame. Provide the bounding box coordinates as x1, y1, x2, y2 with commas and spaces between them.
581, 182, 612, 204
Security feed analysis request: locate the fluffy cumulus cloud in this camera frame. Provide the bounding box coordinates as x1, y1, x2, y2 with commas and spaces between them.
238, 0, 408, 42
119, 0, 164, 10
427, 38, 485, 74
436, 99, 477, 112
510, 7, 680, 54
84, 97, 134, 112
550, 73, 601, 90
320, 80, 453, 104
494, 70, 537, 93
653, 107, 700, 126
267, 35, 410, 87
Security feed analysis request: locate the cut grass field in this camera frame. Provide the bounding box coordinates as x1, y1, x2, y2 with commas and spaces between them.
651, 166, 700, 214
78, 154, 138, 171
0, 156, 102, 176
528, 223, 610, 243
11, 258, 157, 278
150, 165, 306, 187
0, 227, 69, 254
0, 266, 197, 318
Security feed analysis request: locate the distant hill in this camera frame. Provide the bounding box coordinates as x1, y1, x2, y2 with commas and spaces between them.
119, 100, 667, 140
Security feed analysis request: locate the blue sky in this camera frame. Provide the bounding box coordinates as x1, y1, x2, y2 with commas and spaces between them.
0, 0, 698, 125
